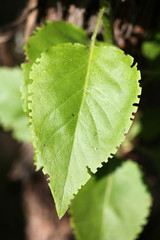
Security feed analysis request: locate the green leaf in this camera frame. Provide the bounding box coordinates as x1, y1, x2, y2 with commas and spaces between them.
142, 31, 160, 61
70, 160, 151, 240
0, 67, 30, 142
22, 20, 89, 112
29, 43, 141, 218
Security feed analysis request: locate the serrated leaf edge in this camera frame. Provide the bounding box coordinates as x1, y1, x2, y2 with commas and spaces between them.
24, 20, 88, 60
28, 43, 141, 218
21, 20, 88, 113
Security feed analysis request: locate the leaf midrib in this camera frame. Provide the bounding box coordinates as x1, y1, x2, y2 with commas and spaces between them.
99, 174, 113, 240
59, 43, 96, 212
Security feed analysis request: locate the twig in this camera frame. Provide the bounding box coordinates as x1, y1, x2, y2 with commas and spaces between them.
24, 0, 38, 44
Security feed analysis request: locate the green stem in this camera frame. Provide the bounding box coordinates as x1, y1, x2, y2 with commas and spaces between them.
90, 8, 105, 48
100, 0, 114, 44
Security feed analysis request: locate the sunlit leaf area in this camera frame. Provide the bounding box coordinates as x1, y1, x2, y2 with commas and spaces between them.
0, 1, 160, 240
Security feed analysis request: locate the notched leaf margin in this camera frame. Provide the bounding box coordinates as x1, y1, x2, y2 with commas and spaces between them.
27, 43, 142, 218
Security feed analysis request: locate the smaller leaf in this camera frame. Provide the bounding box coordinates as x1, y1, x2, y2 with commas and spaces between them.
70, 159, 151, 240
22, 20, 89, 112
142, 31, 160, 60
0, 67, 30, 142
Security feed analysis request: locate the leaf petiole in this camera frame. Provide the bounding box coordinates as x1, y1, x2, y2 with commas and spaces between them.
90, 8, 106, 48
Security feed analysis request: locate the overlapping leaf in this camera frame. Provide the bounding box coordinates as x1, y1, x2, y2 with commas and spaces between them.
22, 21, 88, 112
70, 160, 151, 240
0, 67, 30, 142
29, 42, 141, 218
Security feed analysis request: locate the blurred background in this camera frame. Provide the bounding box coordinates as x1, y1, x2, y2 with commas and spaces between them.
0, 0, 160, 239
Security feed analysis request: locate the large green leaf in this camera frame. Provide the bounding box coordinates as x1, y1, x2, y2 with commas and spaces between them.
0, 67, 30, 142
22, 21, 89, 112
70, 160, 151, 240
29, 43, 141, 218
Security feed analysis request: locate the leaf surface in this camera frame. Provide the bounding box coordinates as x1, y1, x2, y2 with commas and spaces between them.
0, 67, 30, 142
22, 21, 88, 112
29, 43, 141, 218
70, 160, 151, 240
